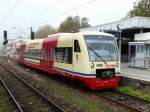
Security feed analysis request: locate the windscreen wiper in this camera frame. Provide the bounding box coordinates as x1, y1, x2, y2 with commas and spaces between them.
88, 47, 107, 65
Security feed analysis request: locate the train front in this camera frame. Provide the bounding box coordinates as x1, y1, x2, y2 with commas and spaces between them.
82, 33, 120, 89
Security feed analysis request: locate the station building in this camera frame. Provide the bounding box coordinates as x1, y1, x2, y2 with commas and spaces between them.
80, 16, 150, 62
128, 32, 150, 68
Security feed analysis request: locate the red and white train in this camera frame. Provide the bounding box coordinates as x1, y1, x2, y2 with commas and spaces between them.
6, 31, 120, 90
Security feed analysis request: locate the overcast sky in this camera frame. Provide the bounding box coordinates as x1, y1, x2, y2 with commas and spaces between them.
0, 0, 136, 39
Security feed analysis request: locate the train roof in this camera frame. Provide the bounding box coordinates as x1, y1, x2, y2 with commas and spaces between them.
19, 32, 115, 45
48, 33, 72, 38
7, 39, 30, 46
47, 31, 114, 38
25, 39, 44, 43
76, 31, 115, 37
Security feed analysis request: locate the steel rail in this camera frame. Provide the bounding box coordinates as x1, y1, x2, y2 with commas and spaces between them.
0, 62, 65, 112
0, 76, 23, 112
97, 92, 143, 112
114, 89, 150, 103
1, 57, 148, 112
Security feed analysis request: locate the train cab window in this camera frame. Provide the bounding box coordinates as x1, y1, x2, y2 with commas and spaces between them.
74, 40, 81, 52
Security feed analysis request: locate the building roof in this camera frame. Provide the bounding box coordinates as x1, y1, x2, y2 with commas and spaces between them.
80, 16, 150, 32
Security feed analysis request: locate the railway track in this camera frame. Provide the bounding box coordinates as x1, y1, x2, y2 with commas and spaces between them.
97, 90, 150, 112
0, 57, 150, 112
74, 87, 150, 112
0, 61, 65, 112
0, 77, 22, 112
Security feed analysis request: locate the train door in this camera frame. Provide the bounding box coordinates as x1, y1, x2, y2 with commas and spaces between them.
44, 47, 49, 68
49, 48, 53, 68
41, 44, 49, 71
41, 45, 53, 70
73, 39, 82, 73
42, 47, 51, 69
45, 48, 52, 68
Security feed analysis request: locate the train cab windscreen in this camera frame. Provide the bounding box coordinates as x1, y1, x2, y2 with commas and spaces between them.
84, 35, 118, 62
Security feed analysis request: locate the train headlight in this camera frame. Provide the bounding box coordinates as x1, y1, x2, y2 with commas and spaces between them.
91, 63, 94, 69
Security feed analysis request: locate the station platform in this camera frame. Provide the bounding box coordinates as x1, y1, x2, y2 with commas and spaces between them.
121, 63, 150, 83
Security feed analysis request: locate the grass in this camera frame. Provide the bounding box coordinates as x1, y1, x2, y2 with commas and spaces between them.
117, 86, 150, 101
0, 85, 16, 112
41, 79, 104, 112
36, 75, 117, 112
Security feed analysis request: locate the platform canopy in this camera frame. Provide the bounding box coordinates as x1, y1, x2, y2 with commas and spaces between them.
80, 16, 150, 32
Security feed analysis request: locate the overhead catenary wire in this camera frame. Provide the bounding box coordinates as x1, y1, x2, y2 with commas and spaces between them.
13, 26, 28, 34
0, 0, 96, 38
0, 0, 23, 26
29, 0, 60, 21
0, 0, 10, 18
32, 0, 96, 28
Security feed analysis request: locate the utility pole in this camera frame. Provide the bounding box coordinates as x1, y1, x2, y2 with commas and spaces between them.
30, 27, 34, 40
117, 24, 122, 67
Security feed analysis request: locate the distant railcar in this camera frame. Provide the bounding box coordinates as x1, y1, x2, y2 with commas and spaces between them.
5, 39, 28, 61
11, 32, 120, 90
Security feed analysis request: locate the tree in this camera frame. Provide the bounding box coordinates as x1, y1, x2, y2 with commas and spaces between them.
58, 16, 90, 33
128, 0, 150, 17
80, 17, 90, 28
35, 25, 56, 39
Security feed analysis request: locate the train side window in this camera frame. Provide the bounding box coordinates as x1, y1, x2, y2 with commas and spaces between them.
74, 40, 81, 52
54, 47, 72, 64
36, 50, 38, 59
55, 48, 64, 62
36, 49, 39, 59
34, 50, 36, 59
32, 50, 34, 59
63, 48, 72, 64
68, 48, 72, 64
38, 49, 41, 60
16, 48, 19, 55
36, 49, 38, 59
